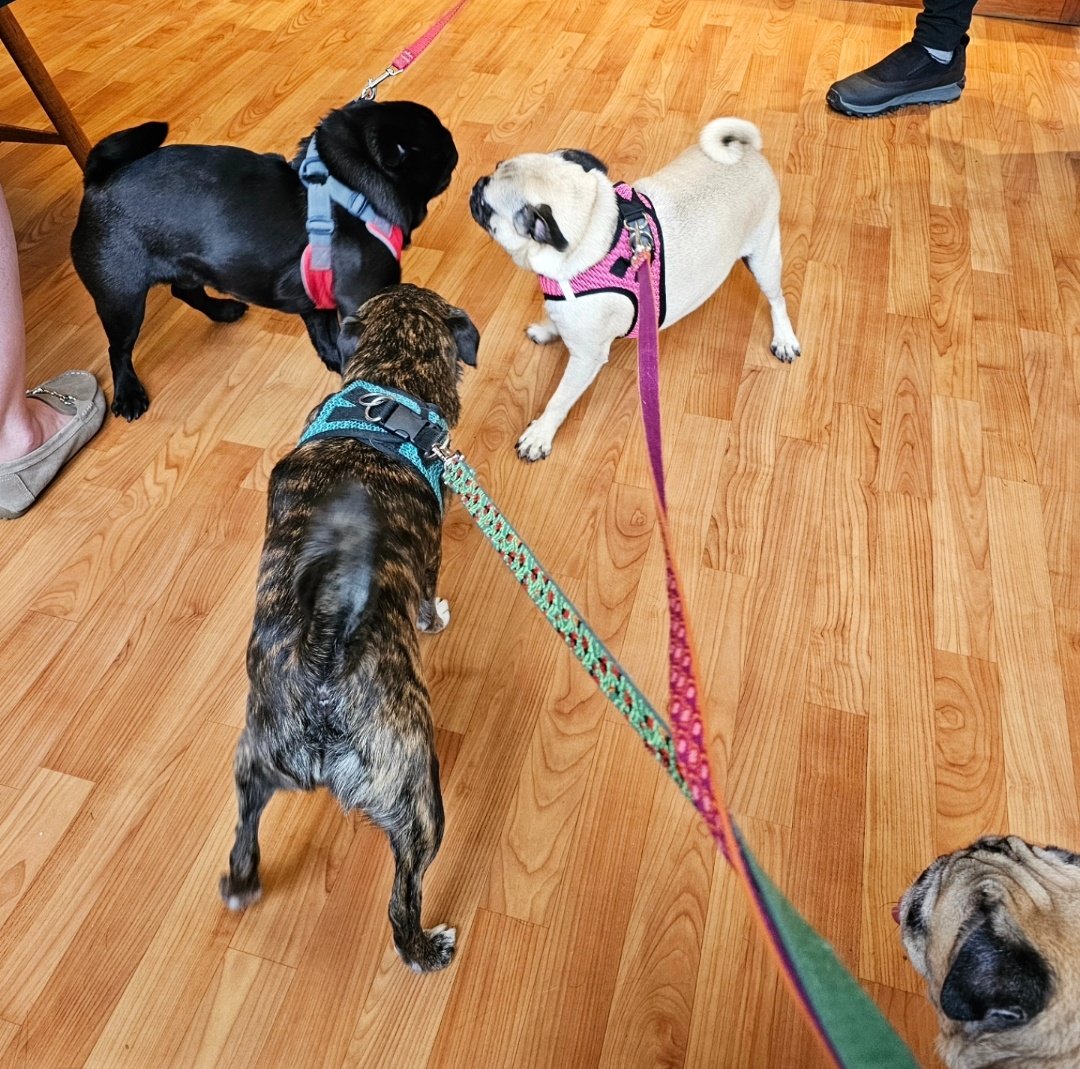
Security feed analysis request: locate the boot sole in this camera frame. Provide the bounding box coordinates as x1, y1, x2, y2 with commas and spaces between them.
826, 79, 964, 117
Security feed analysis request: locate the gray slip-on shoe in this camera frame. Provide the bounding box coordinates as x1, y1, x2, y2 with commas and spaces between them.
0, 370, 106, 519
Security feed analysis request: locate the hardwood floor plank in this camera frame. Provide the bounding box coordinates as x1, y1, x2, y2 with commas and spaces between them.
987, 477, 1080, 844
0, 768, 94, 931
931, 395, 995, 660
170, 949, 295, 1069
861, 492, 935, 993
933, 650, 1007, 852
597, 777, 713, 1069
425, 909, 546, 1069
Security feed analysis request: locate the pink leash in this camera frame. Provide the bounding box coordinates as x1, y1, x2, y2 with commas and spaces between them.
631, 239, 917, 1067
359, 0, 471, 100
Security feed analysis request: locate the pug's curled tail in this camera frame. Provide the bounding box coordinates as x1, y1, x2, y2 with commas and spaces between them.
294, 483, 379, 647
83, 122, 169, 185
699, 118, 762, 164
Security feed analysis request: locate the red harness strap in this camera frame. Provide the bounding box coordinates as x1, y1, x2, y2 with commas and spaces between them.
300, 222, 405, 311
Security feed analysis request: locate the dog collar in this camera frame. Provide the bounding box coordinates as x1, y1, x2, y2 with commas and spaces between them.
297, 380, 449, 509
298, 140, 405, 310
537, 183, 665, 338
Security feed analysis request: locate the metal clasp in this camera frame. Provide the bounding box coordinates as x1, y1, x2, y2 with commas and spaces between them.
357, 392, 395, 422
359, 66, 402, 101
431, 436, 456, 462
625, 217, 653, 269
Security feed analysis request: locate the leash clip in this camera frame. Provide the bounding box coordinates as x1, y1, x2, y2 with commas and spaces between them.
624, 216, 653, 269
359, 65, 402, 101
431, 436, 456, 462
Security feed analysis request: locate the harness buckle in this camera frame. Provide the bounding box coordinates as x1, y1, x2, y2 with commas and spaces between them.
299, 153, 328, 185
359, 66, 402, 101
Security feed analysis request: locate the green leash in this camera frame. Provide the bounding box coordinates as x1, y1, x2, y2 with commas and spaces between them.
441, 451, 689, 794
440, 448, 918, 1068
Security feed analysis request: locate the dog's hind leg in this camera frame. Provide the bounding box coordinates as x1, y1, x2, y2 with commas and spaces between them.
220, 727, 280, 910
170, 284, 248, 323
97, 288, 152, 421
382, 755, 456, 972
743, 222, 801, 364
302, 311, 342, 372
417, 546, 450, 634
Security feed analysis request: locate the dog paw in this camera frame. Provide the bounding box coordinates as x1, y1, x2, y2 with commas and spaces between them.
418, 597, 451, 634
210, 299, 249, 324
399, 924, 457, 973
111, 379, 150, 421
526, 321, 559, 345
219, 873, 262, 911
770, 332, 802, 364
516, 421, 554, 462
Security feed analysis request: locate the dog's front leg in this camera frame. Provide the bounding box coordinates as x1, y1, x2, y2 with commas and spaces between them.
526, 315, 560, 345
517, 339, 611, 461
301, 311, 342, 373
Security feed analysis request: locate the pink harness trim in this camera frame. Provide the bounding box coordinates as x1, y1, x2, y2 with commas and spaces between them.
300, 223, 405, 311
538, 183, 664, 340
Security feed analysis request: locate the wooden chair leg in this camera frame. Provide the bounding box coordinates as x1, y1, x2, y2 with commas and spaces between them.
0, 6, 90, 170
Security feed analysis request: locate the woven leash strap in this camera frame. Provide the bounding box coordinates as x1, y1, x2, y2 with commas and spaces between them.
390, 0, 469, 71
441, 455, 690, 792
633, 257, 918, 1067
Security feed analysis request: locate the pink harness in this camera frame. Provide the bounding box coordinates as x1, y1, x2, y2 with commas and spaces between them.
300, 223, 404, 311
538, 183, 665, 339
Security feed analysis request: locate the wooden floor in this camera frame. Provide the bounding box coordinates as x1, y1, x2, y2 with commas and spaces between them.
1, 0, 1078, 1065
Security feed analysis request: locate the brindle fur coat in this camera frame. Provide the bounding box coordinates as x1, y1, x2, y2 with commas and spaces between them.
220, 284, 478, 972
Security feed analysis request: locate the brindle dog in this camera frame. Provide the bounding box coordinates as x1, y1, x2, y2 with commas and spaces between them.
220, 284, 478, 973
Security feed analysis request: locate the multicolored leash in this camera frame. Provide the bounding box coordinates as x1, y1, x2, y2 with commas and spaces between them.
358, 0, 470, 100
440, 439, 917, 1066
630, 225, 919, 1066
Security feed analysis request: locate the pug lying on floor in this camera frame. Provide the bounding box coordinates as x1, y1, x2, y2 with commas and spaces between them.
220, 284, 478, 973
897, 835, 1080, 1068
71, 99, 457, 420
469, 117, 800, 460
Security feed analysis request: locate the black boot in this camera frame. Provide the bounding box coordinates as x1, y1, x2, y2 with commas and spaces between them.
826, 37, 967, 117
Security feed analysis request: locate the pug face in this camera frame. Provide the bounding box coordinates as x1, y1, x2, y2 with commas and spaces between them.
898, 836, 1080, 1068
469, 149, 614, 278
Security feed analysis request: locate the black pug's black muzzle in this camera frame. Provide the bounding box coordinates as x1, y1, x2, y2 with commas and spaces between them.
469, 176, 493, 231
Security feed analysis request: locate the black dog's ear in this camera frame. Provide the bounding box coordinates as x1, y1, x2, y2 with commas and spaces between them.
336, 313, 362, 371
449, 310, 479, 367
940, 918, 1053, 1032
559, 148, 608, 174
515, 204, 568, 251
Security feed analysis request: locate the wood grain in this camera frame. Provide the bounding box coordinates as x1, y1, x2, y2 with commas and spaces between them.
1, 0, 1077, 1064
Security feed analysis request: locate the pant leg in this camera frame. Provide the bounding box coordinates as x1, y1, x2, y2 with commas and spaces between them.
912, 0, 978, 51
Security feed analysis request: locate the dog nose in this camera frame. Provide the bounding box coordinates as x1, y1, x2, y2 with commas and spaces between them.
469, 177, 492, 229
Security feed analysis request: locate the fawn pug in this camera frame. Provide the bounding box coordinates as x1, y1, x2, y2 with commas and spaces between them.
469, 118, 800, 460
898, 835, 1080, 1068
220, 284, 478, 972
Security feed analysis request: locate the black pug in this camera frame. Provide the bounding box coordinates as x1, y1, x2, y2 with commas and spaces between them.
220, 284, 478, 974
70, 99, 458, 420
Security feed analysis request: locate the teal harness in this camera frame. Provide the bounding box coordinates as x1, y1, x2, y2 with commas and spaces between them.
297, 379, 449, 509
